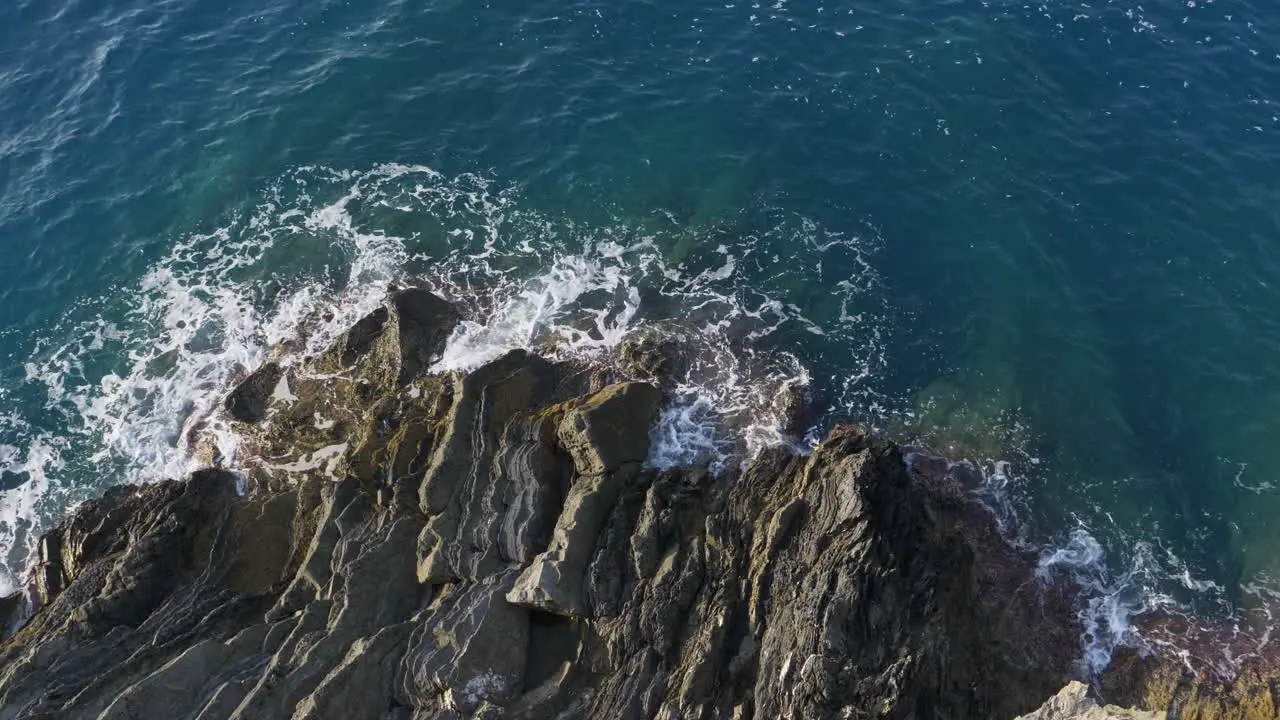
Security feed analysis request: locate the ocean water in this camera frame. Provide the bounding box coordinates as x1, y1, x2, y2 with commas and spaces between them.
2, 0, 1280, 674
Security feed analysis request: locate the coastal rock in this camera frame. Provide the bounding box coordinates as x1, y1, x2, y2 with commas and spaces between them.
555, 382, 662, 477
771, 379, 808, 437
615, 333, 681, 382
226, 362, 285, 423
1099, 642, 1280, 719
0, 592, 24, 638
222, 288, 461, 492
1015, 682, 1164, 719
401, 572, 530, 713
327, 287, 460, 386
507, 463, 640, 616
0, 290, 1133, 719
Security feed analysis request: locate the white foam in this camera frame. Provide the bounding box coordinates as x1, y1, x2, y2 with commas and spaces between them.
0, 437, 62, 595
648, 396, 727, 471
430, 253, 645, 374
1033, 527, 1140, 675
1037, 527, 1106, 580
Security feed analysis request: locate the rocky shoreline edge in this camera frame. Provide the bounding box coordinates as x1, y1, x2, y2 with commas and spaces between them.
0, 287, 1274, 719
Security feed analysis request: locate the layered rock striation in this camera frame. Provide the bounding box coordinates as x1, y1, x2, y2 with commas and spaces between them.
0, 289, 1268, 719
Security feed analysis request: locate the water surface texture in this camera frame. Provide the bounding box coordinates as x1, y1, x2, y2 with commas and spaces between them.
3, 0, 1280, 669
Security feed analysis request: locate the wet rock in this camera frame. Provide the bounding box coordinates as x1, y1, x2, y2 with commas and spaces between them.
328, 288, 459, 387
225, 362, 284, 423
0, 592, 25, 641
616, 333, 681, 382
388, 288, 462, 380
771, 379, 808, 437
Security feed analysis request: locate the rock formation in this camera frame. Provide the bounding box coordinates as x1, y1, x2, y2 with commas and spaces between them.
0, 289, 1271, 719
1014, 682, 1163, 720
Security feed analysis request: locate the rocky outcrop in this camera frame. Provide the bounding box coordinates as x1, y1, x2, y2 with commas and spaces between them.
0, 288, 1235, 719
1015, 683, 1164, 720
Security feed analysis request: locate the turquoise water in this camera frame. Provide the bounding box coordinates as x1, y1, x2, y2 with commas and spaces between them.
3, 0, 1280, 669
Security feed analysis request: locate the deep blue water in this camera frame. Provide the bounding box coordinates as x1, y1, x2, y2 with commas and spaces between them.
3, 0, 1280, 669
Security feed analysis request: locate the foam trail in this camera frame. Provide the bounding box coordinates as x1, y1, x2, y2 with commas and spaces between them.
1034, 528, 1139, 675
0, 438, 61, 595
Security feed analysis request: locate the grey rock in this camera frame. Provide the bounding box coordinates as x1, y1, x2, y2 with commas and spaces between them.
0, 591, 25, 639
334, 288, 459, 386
615, 334, 681, 382
415, 350, 561, 584
400, 572, 529, 713
508, 464, 639, 617
556, 382, 662, 477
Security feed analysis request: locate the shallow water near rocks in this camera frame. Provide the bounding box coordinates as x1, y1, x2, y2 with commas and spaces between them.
2, 0, 1280, 673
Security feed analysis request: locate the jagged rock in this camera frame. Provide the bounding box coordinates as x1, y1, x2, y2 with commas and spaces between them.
556, 382, 662, 476
1015, 682, 1164, 719
226, 362, 285, 423
414, 350, 567, 584
508, 464, 641, 616
0, 289, 1189, 720
506, 382, 660, 615
771, 379, 808, 437
0, 592, 23, 638
223, 289, 461, 492
400, 572, 530, 713
615, 333, 681, 382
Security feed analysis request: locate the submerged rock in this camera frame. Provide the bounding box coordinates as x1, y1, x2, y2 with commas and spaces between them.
615, 333, 681, 382
3, 288, 1261, 719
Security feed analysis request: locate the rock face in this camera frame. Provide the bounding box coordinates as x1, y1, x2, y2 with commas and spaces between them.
0, 289, 1235, 720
